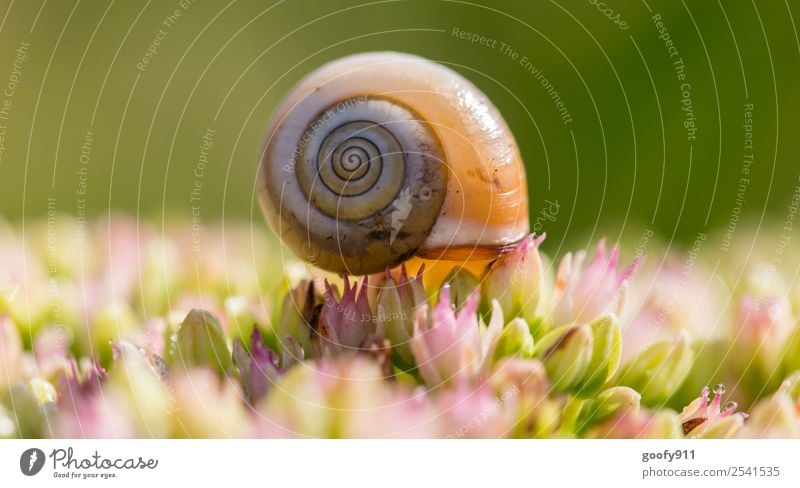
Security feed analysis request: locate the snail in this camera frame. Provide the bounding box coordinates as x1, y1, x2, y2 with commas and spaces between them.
258, 52, 529, 275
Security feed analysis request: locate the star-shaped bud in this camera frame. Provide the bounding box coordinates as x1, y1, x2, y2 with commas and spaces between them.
679, 384, 746, 438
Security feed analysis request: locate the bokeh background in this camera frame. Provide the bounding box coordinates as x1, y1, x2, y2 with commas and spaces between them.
0, 0, 798, 255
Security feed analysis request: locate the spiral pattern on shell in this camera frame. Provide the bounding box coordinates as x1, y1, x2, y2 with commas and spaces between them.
298, 116, 407, 221
262, 95, 447, 275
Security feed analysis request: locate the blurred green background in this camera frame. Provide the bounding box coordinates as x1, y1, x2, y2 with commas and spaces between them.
0, 0, 798, 253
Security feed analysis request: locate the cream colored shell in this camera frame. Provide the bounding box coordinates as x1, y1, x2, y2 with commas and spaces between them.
259, 52, 529, 275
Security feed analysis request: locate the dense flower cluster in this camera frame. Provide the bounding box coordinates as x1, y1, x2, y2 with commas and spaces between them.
1, 216, 799, 438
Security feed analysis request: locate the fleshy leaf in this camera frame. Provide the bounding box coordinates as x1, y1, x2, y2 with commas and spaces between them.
172, 309, 232, 377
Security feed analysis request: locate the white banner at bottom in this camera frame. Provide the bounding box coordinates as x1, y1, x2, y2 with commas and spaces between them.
0, 439, 797, 487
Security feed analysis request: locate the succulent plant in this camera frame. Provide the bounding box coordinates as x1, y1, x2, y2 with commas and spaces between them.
1, 217, 799, 438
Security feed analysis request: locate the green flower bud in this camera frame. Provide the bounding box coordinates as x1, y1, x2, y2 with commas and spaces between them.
481, 235, 545, 333
171, 368, 251, 438
441, 267, 479, 309
618, 332, 694, 406
88, 301, 138, 365
280, 335, 305, 370
261, 361, 337, 437
575, 314, 622, 397
492, 318, 535, 365
585, 408, 682, 439
376, 287, 412, 366
534, 323, 593, 393
171, 309, 232, 377
109, 341, 171, 436
28, 378, 57, 406
784, 370, 800, 400
488, 358, 557, 438
697, 414, 745, 439
577, 386, 641, 433
224, 296, 262, 343
648, 410, 684, 438
0, 264, 50, 335
668, 339, 727, 410
2, 383, 45, 438
741, 381, 799, 437
274, 280, 317, 355
376, 266, 427, 369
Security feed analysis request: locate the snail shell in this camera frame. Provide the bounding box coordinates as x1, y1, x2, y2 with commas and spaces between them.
259, 52, 529, 275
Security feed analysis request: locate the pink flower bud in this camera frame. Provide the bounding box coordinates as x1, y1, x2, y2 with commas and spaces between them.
318, 276, 374, 355
481, 234, 545, 329
679, 384, 746, 438
438, 381, 518, 438
734, 295, 796, 390
411, 288, 482, 387
586, 408, 682, 439
553, 239, 638, 325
